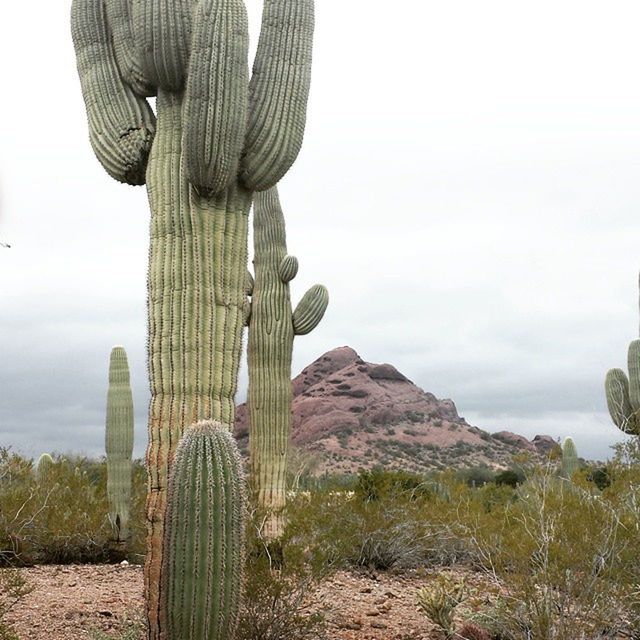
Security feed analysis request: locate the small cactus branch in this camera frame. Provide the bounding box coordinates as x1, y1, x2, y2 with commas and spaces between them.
105, 346, 134, 544
183, 0, 250, 194
162, 421, 246, 640
104, 0, 154, 96
71, 0, 156, 185
131, 0, 192, 91
279, 255, 299, 283
242, 0, 314, 191
292, 284, 329, 335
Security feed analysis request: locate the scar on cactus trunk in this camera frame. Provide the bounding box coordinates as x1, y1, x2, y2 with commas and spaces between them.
72, 0, 315, 636
247, 187, 328, 541
105, 345, 134, 550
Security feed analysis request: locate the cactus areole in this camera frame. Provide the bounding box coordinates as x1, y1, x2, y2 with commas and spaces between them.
71, 0, 315, 636
247, 187, 328, 540
105, 346, 134, 544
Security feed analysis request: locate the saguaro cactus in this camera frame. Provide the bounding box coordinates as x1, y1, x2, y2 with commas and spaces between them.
162, 420, 246, 640
605, 343, 640, 435
247, 187, 328, 540
105, 346, 134, 545
35, 453, 54, 481
71, 0, 315, 635
605, 274, 640, 436
561, 437, 578, 479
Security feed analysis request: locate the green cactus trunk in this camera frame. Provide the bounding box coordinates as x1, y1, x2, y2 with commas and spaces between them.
145, 89, 250, 636
162, 420, 246, 640
247, 187, 328, 540
561, 436, 578, 480
105, 346, 134, 545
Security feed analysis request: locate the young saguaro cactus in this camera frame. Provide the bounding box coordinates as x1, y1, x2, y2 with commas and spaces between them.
162, 420, 246, 640
105, 346, 134, 545
35, 453, 54, 481
561, 436, 579, 479
247, 187, 328, 540
71, 0, 315, 635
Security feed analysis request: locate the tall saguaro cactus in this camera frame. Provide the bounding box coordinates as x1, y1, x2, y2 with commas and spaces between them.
71, 0, 315, 636
247, 187, 328, 540
162, 421, 246, 640
605, 274, 640, 436
105, 346, 134, 545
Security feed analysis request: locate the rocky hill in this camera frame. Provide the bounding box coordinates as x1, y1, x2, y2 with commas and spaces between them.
235, 346, 556, 474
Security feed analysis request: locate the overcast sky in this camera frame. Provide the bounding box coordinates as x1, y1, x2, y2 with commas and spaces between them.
1, 1, 639, 461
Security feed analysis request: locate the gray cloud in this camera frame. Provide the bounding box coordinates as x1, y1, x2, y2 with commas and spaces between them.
2, 1, 640, 461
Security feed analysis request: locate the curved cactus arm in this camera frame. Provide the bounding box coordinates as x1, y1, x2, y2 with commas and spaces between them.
71, 0, 156, 185
104, 0, 154, 96
292, 284, 328, 335
130, 0, 191, 92
241, 0, 314, 191
279, 255, 299, 283
162, 421, 246, 640
183, 0, 249, 194
605, 368, 638, 434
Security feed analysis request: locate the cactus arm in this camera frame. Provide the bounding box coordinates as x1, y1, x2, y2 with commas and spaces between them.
183, 0, 250, 194
241, 0, 314, 191
605, 368, 638, 434
105, 346, 134, 544
162, 421, 246, 640
245, 270, 254, 296
292, 284, 329, 335
628, 340, 640, 413
279, 255, 299, 283
130, 0, 192, 91
35, 453, 54, 481
71, 0, 156, 185
104, 0, 154, 96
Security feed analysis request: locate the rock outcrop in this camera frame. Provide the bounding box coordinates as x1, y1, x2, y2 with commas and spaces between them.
235, 347, 554, 474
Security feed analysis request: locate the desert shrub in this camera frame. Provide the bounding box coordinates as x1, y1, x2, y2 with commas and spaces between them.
459, 465, 495, 487
416, 573, 466, 638
237, 506, 331, 640
0, 449, 146, 565
0, 568, 31, 640
462, 465, 640, 639
493, 469, 524, 487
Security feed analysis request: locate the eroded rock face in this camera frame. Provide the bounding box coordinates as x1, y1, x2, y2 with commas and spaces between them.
235, 346, 551, 473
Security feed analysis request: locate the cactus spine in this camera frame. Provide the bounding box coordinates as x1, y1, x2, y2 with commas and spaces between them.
71, 0, 315, 635
162, 420, 245, 640
561, 437, 578, 479
247, 187, 328, 540
105, 346, 134, 544
605, 273, 640, 435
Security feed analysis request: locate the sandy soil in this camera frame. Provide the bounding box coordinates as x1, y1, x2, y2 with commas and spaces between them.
3, 564, 476, 640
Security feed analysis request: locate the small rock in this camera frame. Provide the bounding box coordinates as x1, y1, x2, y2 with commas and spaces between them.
365, 609, 380, 617
371, 621, 388, 629
98, 610, 113, 617
373, 596, 387, 605
360, 586, 373, 593
120, 560, 129, 566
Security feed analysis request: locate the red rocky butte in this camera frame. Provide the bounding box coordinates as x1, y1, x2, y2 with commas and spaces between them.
235, 346, 555, 474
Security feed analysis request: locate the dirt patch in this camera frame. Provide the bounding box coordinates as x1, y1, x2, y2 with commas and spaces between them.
4, 564, 464, 639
